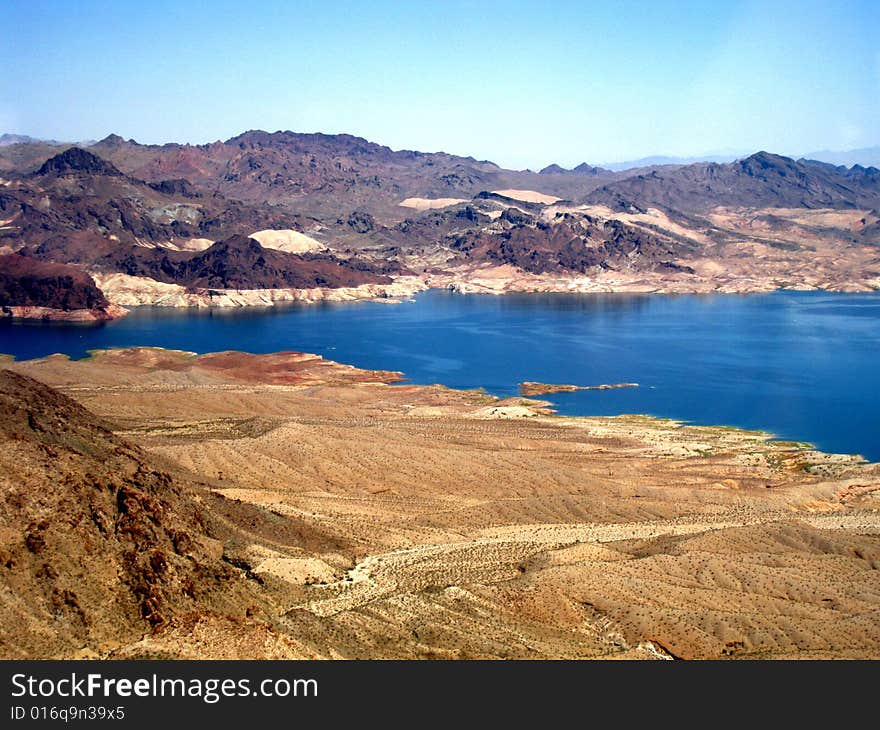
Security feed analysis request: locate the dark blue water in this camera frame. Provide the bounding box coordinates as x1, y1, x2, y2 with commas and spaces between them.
1, 290, 878, 459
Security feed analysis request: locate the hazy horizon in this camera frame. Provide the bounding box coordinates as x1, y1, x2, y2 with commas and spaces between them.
3, 0, 878, 170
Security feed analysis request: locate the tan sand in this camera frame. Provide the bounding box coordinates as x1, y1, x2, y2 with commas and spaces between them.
248, 229, 326, 253
492, 189, 562, 204
399, 197, 469, 211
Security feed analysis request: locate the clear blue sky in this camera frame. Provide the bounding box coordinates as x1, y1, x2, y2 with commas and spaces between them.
3, 0, 878, 169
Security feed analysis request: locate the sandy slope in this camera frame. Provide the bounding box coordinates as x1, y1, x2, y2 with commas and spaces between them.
399, 197, 469, 210
248, 229, 326, 253
492, 189, 562, 204
3, 348, 878, 659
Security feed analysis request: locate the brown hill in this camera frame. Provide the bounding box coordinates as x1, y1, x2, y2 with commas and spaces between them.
164, 235, 396, 289
36, 146, 123, 177
2, 149, 402, 295
0, 370, 269, 658
30, 234, 396, 290
1, 147, 310, 252
0, 253, 111, 314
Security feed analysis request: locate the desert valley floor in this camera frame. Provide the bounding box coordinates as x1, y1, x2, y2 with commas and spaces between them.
2, 347, 878, 660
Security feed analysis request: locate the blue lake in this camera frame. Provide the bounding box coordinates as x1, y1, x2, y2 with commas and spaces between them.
1, 289, 879, 460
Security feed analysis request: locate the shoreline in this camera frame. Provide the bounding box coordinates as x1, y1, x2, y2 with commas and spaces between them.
88, 272, 429, 312
1, 303, 129, 322
0, 344, 872, 465
4, 272, 880, 322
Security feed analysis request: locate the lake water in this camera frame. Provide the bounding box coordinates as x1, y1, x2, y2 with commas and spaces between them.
1, 289, 879, 460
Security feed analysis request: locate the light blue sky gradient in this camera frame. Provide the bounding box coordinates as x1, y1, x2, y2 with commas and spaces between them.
3, 0, 878, 168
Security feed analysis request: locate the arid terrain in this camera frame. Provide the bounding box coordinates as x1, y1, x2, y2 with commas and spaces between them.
2, 135, 879, 320
2, 348, 878, 660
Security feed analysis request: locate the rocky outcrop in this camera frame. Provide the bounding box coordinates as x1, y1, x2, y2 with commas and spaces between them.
449, 217, 694, 275
36, 147, 123, 177
0, 253, 124, 320
92, 271, 427, 309
0, 370, 265, 657
344, 210, 376, 233
0, 305, 126, 322
148, 178, 201, 198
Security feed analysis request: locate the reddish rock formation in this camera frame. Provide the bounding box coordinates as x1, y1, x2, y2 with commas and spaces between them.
0, 253, 123, 320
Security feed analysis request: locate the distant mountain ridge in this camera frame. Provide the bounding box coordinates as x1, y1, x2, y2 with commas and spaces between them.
0, 133, 96, 147
596, 147, 880, 172
3, 130, 879, 177
0, 134, 59, 147
584, 151, 880, 212
539, 162, 609, 176
800, 147, 880, 169
1, 132, 879, 316
78, 130, 618, 219
599, 153, 746, 171
3, 137, 877, 228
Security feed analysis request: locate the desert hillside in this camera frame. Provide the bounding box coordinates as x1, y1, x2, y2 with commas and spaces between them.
2, 348, 878, 659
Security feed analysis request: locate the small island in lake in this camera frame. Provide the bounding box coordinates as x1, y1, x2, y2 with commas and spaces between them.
520, 381, 640, 397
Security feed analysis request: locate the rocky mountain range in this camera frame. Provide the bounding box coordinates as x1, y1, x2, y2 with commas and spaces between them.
584, 151, 880, 212
1, 131, 879, 318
